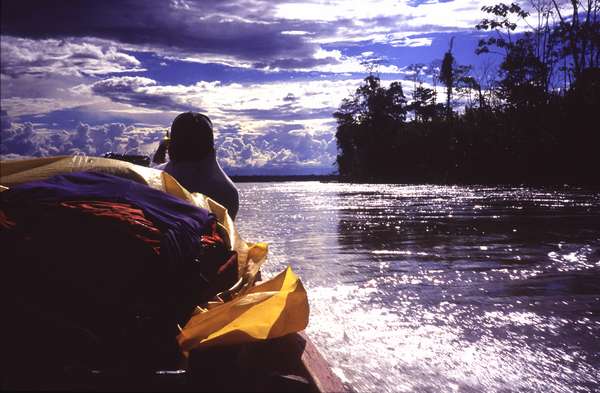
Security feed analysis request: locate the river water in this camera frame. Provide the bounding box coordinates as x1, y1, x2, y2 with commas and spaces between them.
235, 182, 600, 393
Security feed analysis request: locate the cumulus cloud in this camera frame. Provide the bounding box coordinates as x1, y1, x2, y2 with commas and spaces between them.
389, 36, 434, 48
217, 122, 337, 172
0, 0, 496, 73
0, 36, 144, 78
5, 75, 408, 170
0, 37, 139, 120
1, 65, 415, 172
84, 76, 365, 123
1, 0, 322, 71
1, 0, 500, 173
273, 0, 496, 29
227, 106, 336, 121
0, 110, 11, 130
1, 121, 39, 156
90, 77, 196, 111
0, 109, 149, 158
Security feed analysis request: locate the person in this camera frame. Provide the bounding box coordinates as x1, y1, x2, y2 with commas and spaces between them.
153, 112, 239, 220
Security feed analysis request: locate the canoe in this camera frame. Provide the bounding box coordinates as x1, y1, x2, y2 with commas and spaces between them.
0, 156, 347, 392
1, 332, 345, 392
186, 331, 346, 392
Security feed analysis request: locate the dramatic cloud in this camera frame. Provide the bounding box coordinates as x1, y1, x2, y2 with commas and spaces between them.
1, 0, 524, 173
1, 0, 320, 71
0, 114, 336, 173
82, 76, 365, 123
0, 36, 143, 118
0, 110, 11, 130
1, 66, 416, 170
82, 75, 351, 171
1, 36, 144, 78
1, 121, 40, 156
0, 110, 147, 158
217, 123, 337, 173
0, 0, 501, 73
90, 77, 196, 111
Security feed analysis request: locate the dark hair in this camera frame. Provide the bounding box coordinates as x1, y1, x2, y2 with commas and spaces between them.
168, 112, 214, 162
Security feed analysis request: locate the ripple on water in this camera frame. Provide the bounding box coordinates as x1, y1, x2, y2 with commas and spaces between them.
307, 283, 600, 393
236, 182, 600, 393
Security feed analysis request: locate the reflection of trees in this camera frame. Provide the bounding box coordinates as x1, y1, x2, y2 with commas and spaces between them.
336, 189, 600, 269
506, 271, 600, 298
334, 186, 600, 323
336, 204, 508, 268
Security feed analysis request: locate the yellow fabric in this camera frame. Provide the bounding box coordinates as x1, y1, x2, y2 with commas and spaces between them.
0, 156, 310, 351
0, 155, 260, 280
177, 266, 309, 353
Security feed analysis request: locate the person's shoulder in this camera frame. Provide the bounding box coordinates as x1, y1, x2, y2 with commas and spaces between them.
160, 161, 198, 174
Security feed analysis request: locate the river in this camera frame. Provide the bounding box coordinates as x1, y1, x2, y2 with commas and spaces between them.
235, 182, 600, 393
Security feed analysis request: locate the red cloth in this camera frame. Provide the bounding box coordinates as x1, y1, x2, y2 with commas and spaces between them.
60, 201, 162, 255
0, 209, 16, 229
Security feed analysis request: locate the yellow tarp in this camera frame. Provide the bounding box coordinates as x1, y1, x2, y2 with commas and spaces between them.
0, 155, 309, 351
178, 266, 309, 352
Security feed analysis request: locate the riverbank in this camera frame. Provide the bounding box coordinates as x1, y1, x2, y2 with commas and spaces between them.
231, 174, 339, 183
230, 174, 600, 189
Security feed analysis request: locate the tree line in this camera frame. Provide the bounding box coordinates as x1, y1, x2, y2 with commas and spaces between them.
334, 1, 600, 184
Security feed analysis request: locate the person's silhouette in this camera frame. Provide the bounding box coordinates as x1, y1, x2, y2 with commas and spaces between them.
153, 112, 239, 220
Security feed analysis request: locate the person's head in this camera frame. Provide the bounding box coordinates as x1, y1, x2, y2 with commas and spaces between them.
168, 112, 214, 162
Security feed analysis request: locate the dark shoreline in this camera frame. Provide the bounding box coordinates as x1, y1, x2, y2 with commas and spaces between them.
230, 175, 600, 189
231, 175, 339, 183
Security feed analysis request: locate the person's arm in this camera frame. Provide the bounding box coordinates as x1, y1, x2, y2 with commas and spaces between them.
229, 188, 239, 221
152, 139, 169, 165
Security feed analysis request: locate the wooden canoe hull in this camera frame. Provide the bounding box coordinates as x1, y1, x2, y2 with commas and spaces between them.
1, 332, 346, 392
186, 331, 346, 392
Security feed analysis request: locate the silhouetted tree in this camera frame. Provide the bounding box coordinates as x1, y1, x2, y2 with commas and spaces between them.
476, 2, 551, 107
439, 38, 474, 117
440, 38, 456, 118
407, 63, 432, 121
334, 1, 600, 185
409, 85, 439, 122
550, 0, 600, 82
334, 75, 407, 180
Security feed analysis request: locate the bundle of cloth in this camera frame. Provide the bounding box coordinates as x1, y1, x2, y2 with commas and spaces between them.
0, 171, 238, 385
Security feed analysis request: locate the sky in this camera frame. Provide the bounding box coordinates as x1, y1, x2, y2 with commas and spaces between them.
1, 0, 527, 175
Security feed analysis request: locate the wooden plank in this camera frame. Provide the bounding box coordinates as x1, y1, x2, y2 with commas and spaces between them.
297, 332, 347, 393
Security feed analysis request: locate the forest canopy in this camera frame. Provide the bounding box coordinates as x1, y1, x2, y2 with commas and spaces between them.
334, 1, 600, 184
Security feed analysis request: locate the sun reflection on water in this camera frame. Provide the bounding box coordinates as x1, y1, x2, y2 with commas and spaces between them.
236, 182, 600, 392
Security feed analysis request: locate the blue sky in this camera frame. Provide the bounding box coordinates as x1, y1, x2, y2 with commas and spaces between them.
1, 0, 534, 175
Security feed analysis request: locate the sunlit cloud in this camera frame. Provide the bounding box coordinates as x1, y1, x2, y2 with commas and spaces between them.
1, 0, 533, 173
0, 36, 144, 78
